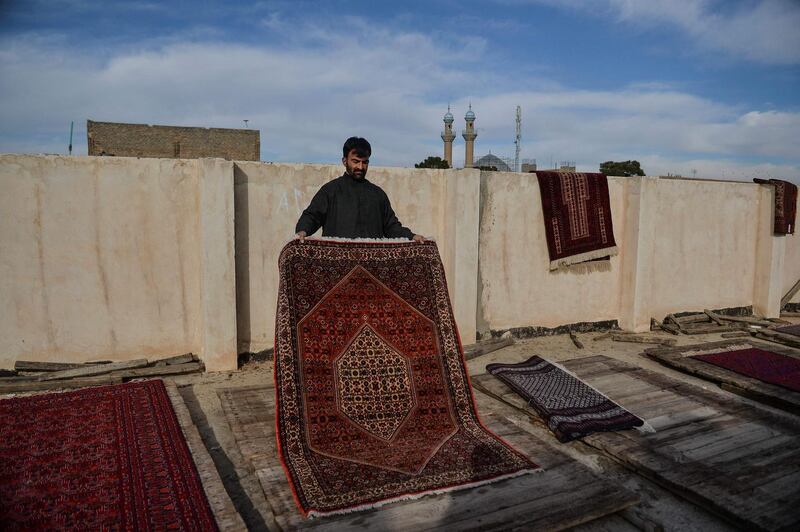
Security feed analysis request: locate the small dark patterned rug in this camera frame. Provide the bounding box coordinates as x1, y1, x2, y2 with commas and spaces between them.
776, 324, 800, 338
692, 347, 800, 392
0, 380, 217, 531
486, 355, 644, 442
536, 171, 618, 269
275, 239, 538, 517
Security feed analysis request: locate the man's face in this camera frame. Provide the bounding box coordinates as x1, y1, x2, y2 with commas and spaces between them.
343, 150, 369, 179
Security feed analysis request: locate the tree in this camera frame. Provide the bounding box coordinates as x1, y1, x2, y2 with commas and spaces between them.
415, 156, 450, 169
600, 160, 646, 177
476, 166, 498, 172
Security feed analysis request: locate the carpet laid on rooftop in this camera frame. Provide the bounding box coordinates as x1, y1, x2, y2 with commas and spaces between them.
691, 347, 800, 392
274, 239, 538, 518
0, 379, 217, 531
486, 355, 644, 443
536, 171, 618, 270
776, 324, 800, 338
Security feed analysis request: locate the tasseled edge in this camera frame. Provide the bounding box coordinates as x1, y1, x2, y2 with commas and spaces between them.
549, 245, 618, 271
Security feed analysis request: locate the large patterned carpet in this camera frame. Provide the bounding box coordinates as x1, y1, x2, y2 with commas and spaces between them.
0, 380, 218, 531
274, 239, 537, 517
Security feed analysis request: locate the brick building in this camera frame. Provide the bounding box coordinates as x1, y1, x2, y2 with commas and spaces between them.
87, 120, 260, 161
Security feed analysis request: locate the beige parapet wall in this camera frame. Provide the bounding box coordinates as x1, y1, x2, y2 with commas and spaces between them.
0, 155, 237, 371
233, 162, 481, 353
478, 173, 790, 334
0, 155, 794, 370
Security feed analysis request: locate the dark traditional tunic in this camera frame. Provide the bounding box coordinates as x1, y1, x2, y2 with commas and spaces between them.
295, 173, 414, 239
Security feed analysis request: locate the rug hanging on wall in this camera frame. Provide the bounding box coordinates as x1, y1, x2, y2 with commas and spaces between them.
691, 347, 800, 392
536, 171, 618, 270
0, 380, 218, 530
486, 355, 645, 443
753, 178, 797, 235
274, 239, 538, 518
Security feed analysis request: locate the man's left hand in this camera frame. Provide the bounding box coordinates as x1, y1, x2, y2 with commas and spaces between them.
412, 234, 426, 243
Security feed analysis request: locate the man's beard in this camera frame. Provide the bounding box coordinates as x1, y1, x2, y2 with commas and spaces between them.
347, 166, 366, 179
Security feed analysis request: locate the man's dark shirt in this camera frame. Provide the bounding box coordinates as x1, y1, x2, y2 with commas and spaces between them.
295, 173, 414, 239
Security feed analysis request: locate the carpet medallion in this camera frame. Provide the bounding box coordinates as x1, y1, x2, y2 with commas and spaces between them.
691, 347, 800, 392
275, 239, 537, 517
0, 380, 217, 531
487, 355, 645, 443
536, 171, 618, 270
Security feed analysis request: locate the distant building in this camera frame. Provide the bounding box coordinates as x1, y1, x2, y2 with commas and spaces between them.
87, 120, 260, 161
521, 160, 537, 173
473, 153, 513, 172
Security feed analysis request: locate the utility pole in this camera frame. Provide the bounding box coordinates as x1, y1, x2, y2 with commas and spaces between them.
68, 121, 74, 155
513, 106, 521, 172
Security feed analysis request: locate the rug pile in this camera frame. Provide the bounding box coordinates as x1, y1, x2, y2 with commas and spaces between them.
274, 239, 537, 517
0, 380, 217, 530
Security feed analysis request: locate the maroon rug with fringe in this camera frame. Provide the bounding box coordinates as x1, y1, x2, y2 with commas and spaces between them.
275, 239, 537, 518
487, 355, 644, 442
536, 171, 618, 269
754, 178, 797, 234
692, 348, 800, 392
0, 380, 217, 531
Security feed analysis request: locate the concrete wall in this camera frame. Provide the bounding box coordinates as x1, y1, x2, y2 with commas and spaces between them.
782, 194, 800, 304
1, 154, 794, 370
477, 172, 626, 332
0, 155, 236, 371
233, 162, 481, 353
478, 174, 788, 334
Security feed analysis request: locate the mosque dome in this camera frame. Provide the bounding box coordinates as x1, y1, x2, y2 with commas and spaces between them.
443, 108, 454, 123
465, 105, 476, 121
473, 153, 511, 172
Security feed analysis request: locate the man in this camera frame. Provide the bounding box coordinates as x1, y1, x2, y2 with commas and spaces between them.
295, 137, 425, 242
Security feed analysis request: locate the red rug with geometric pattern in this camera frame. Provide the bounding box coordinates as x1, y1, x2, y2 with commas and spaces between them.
0, 380, 218, 531
692, 347, 800, 392
275, 239, 538, 517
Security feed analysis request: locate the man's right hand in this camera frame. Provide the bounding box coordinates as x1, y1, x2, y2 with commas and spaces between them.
296, 231, 307, 243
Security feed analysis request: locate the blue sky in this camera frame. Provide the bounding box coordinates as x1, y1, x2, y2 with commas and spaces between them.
1, 0, 799, 181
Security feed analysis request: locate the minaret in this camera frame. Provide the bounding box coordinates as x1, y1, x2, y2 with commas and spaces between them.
441, 105, 456, 167
462, 103, 477, 168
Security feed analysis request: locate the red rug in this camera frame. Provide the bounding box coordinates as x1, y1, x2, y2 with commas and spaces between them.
692, 348, 800, 392
754, 178, 797, 234
536, 171, 618, 269
0, 380, 218, 531
275, 239, 538, 517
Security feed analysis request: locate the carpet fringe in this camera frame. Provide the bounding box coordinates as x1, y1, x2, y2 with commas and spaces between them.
549, 245, 618, 271
286, 235, 435, 245
305, 467, 541, 519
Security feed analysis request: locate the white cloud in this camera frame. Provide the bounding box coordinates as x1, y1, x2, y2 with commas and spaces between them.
515, 0, 800, 64
0, 21, 798, 182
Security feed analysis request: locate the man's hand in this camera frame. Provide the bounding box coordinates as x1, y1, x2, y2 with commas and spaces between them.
296, 231, 307, 243
412, 234, 426, 243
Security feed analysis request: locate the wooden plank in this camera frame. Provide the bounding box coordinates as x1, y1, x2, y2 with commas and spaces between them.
110, 361, 204, 379
39, 358, 149, 381
611, 334, 677, 346
463, 337, 514, 361
675, 313, 711, 324
153, 353, 197, 366
569, 331, 585, 349
560, 355, 800, 532
0, 375, 123, 393
217, 383, 639, 531
781, 278, 800, 309
14, 360, 104, 372
647, 348, 800, 415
